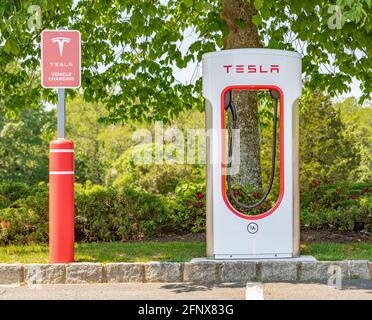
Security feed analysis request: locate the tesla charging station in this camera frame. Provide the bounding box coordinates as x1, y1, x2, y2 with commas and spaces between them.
203, 48, 302, 259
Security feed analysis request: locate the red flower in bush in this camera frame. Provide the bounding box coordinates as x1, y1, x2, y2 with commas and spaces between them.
253, 192, 261, 199
195, 201, 203, 207
195, 192, 205, 200
362, 188, 369, 194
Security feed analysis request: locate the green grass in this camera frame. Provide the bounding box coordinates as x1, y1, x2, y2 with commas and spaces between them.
0, 242, 206, 264
0, 242, 370, 263
300, 242, 372, 261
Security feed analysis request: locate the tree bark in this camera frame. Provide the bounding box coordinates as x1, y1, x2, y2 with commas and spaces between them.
221, 0, 262, 189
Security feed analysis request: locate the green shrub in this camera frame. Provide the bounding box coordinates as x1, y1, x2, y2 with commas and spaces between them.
0, 184, 49, 245
0, 179, 370, 245
0, 181, 35, 210
174, 182, 206, 233
301, 180, 371, 211
75, 183, 174, 242
0, 182, 174, 245
301, 189, 372, 232
108, 144, 205, 195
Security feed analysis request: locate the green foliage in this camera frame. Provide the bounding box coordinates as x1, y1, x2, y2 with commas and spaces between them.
259, 0, 372, 102
66, 97, 106, 184
300, 91, 360, 185
110, 144, 205, 195
0, 181, 36, 209
0, 182, 49, 245
0, 108, 55, 184
301, 180, 372, 231
174, 182, 206, 233
1, 1, 370, 122
0, 182, 174, 245
301, 206, 372, 232
74, 183, 174, 242
0, 179, 371, 245
301, 180, 371, 210
336, 97, 372, 181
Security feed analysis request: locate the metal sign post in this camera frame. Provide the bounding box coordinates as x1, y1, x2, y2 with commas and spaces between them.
41, 29, 81, 263
57, 88, 66, 138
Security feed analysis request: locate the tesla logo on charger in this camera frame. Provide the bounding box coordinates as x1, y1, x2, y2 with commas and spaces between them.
223, 64, 280, 74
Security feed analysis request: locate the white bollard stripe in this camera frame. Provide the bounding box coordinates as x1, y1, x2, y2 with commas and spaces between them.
49, 171, 74, 175
50, 149, 74, 153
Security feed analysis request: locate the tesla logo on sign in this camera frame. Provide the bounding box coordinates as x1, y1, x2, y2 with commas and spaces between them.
51, 37, 71, 56
41, 30, 81, 88
223, 64, 280, 74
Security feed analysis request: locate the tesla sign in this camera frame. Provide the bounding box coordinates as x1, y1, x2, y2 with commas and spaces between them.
41, 30, 81, 88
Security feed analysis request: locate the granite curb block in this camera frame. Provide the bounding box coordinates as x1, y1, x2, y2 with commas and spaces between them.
66, 263, 104, 284
0, 264, 23, 285
106, 263, 144, 283
184, 261, 221, 284
0, 260, 371, 285
299, 261, 348, 281
220, 261, 257, 282
347, 260, 370, 280
145, 262, 182, 282
260, 261, 298, 281
25, 264, 66, 284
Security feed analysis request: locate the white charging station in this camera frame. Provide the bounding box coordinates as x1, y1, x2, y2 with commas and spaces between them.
203, 48, 302, 259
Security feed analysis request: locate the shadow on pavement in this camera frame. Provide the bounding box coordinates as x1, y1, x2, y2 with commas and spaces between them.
161, 282, 245, 294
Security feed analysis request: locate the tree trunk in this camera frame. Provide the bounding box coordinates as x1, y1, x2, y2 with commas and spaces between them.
221, 0, 262, 189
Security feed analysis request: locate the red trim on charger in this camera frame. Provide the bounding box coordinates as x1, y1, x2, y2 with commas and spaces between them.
221, 85, 285, 220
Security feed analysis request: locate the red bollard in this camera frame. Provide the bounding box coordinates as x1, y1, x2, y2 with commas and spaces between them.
49, 139, 74, 263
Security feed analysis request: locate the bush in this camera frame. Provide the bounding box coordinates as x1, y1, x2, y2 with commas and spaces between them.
75, 183, 174, 242
0, 183, 49, 244
301, 180, 370, 211
108, 144, 205, 195
0, 181, 35, 210
0, 182, 174, 245
300, 181, 372, 232
173, 182, 206, 233
0, 179, 371, 245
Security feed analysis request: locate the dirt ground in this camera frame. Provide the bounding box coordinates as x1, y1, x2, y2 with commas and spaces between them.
138, 229, 372, 243
300, 229, 372, 243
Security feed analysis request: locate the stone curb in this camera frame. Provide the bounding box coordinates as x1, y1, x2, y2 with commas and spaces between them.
0, 260, 371, 285
0, 264, 23, 285
106, 263, 144, 283
145, 262, 182, 283
66, 263, 104, 284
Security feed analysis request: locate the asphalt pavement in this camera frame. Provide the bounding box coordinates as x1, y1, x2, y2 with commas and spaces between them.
0, 280, 371, 300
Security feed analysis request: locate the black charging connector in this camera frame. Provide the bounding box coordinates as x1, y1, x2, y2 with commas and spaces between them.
225, 89, 280, 211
